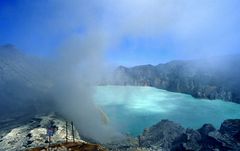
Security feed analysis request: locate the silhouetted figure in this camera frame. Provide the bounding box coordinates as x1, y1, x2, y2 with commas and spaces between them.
46, 120, 57, 145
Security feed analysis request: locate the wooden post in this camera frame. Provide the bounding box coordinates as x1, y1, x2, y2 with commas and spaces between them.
66, 121, 68, 143
71, 121, 75, 142
48, 135, 51, 151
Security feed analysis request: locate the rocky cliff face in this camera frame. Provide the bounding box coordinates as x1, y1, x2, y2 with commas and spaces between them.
108, 56, 240, 103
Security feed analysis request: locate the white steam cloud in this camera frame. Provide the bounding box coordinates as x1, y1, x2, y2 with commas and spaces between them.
0, 31, 121, 142
49, 32, 121, 142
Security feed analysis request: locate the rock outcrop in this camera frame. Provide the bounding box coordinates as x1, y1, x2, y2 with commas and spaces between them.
140, 119, 240, 151
219, 119, 240, 139
107, 119, 240, 151
139, 120, 185, 149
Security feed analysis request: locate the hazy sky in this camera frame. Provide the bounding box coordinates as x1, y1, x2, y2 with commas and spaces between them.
1, 0, 240, 66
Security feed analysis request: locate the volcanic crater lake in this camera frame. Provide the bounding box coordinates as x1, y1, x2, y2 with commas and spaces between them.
94, 86, 240, 136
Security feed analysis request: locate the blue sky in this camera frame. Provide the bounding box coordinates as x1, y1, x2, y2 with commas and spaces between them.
1, 0, 240, 66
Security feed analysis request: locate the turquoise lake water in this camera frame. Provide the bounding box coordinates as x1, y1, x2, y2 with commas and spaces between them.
93, 86, 240, 136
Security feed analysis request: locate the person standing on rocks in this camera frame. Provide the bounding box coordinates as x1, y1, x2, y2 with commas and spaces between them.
46, 120, 57, 145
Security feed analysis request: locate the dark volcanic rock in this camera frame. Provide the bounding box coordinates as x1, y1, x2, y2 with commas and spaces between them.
172, 128, 202, 151
139, 119, 185, 150
136, 119, 240, 151
220, 119, 240, 138
198, 124, 216, 136
172, 121, 240, 151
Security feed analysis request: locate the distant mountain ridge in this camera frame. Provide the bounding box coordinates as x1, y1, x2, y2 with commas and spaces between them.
107, 55, 240, 103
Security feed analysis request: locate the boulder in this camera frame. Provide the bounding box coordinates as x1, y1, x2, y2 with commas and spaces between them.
219, 119, 240, 139
139, 120, 185, 150
198, 124, 216, 136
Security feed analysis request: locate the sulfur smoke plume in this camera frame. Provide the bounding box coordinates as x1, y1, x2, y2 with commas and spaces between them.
0, 32, 120, 143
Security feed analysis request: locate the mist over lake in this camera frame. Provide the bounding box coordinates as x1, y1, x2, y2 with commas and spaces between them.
94, 86, 240, 136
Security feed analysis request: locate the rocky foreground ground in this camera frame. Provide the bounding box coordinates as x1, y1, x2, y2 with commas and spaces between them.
106, 119, 240, 151
0, 113, 240, 151
0, 113, 82, 151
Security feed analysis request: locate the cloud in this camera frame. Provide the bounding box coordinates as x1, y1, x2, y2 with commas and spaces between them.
3, 0, 239, 61
100, 0, 240, 56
